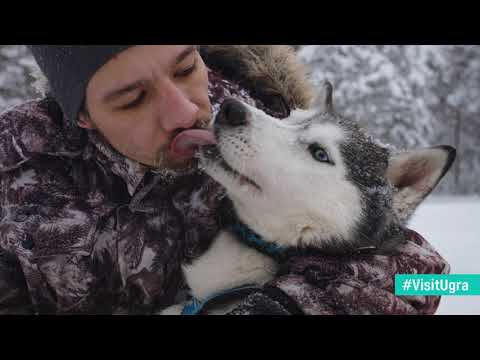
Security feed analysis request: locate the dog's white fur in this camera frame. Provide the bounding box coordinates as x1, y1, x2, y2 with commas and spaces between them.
184, 231, 277, 301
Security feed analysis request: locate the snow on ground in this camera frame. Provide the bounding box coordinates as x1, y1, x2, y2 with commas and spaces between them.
409, 195, 480, 315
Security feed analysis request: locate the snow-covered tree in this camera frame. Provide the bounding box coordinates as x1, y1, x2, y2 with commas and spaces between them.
427, 45, 480, 194
0, 45, 36, 112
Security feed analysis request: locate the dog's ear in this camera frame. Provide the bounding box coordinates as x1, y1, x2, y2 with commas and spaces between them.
387, 146, 456, 222
312, 80, 335, 114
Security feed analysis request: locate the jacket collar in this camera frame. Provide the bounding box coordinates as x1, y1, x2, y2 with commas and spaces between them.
86, 130, 149, 197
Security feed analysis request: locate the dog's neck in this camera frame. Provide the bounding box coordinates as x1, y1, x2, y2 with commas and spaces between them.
231, 198, 305, 249
228, 221, 288, 262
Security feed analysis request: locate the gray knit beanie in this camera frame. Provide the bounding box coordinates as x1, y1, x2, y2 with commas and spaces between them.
28, 45, 134, 124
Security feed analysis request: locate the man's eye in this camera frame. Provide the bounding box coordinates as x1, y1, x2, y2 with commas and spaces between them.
120, 91, 146, 110
309, 144, 334, 165
175, 59, 198, 78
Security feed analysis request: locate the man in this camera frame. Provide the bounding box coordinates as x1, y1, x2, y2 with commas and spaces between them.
0, 45, 449, 315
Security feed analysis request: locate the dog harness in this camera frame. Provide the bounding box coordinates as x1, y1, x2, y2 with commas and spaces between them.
181, 222, 287, 315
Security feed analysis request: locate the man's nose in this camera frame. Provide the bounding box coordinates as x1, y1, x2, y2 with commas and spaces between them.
160, 83, 199, 133
216, 98, 249, 127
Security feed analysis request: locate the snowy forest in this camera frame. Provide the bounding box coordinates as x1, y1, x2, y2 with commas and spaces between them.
1, 45, 479, 195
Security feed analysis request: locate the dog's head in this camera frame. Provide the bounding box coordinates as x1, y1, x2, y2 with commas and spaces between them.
199, 82, 456, 252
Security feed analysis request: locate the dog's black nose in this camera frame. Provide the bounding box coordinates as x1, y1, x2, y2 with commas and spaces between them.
216, 99, 249, 127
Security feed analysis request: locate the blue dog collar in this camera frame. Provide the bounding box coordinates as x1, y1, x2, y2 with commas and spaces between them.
229, 222, 287, 262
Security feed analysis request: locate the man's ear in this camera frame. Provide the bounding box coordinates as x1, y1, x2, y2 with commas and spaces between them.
77, 111, 96, 130
387, 146, 456, 222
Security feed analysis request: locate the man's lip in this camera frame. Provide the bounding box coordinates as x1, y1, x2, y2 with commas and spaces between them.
169, 129, 217, 160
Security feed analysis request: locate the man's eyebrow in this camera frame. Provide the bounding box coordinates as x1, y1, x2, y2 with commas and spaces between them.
102, 80, 146, 103
175, 45, 196, 65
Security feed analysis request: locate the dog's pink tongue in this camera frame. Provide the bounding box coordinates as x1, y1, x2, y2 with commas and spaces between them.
170, 129, 217, 159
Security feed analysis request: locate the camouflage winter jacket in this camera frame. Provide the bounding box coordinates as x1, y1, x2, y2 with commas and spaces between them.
0, 45, 449, 315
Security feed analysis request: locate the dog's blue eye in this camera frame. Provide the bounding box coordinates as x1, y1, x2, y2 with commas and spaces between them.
309, 144, 332, 164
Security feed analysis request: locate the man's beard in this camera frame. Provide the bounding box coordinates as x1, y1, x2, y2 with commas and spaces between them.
88, 113, 212, 183
150, 149, 200, 179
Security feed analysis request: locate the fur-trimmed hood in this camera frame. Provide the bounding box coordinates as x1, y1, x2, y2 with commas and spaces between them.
200, 45, 314, 111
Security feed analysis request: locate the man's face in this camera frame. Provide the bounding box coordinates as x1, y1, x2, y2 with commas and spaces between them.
79, 45, 212, 170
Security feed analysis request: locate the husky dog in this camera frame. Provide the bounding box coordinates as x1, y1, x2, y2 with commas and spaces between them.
162, 82, 456, 315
